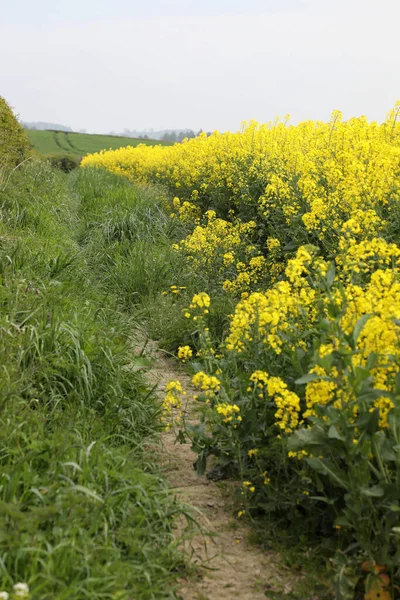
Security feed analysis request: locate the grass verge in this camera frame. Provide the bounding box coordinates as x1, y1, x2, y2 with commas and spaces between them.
0, 161, 185, 600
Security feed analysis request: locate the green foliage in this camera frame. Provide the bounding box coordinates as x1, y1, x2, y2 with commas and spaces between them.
0, 162, 184, 599
288, 311, 400, 596
0, 96, 30, 169
72, 169, 195, 344
48, 153, 81, 172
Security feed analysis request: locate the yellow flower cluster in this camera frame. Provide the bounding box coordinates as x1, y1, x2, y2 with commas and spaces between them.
189, 292, 210, 310
177, 345, 193, 363
192, 371, 221, 398
248, 448, 259, 458
250, 370, 301, 432
172, 212, 257, 287
312, 268, 399, 426
162, 284, 186, 297
266, 237, 281, 252
303, 365, 339, 419
162, 380, 186, 429
249, 370, 269, 387
184, 292, 211, 320
171, 197, 201, 224
337, 237, 400, 280
242, 480, 255, 493
225, 277, 314, 355
340, 209, 385, 239
223, 255, 267, 297
373, 396, 395, 429
82, 103, 400, 255
216, 403, 241, 423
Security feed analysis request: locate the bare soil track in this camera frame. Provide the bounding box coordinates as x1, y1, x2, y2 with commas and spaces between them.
142, 338, 297, 600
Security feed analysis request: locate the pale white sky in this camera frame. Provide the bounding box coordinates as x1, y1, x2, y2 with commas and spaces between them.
1, 0, 399, 133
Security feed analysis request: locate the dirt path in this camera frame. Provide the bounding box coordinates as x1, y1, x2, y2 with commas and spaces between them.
141, 337, 296, 600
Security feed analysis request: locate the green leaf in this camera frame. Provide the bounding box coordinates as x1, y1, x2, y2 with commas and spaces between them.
327, 301, 341, 319
306, 457, 348, 488
357, 388, 392, 402
392, 527, 400, 534
328, 425, 344, 441
69, 485, 104, 503
309, 495, 335, 504
194, 452, 207, 476
360, 485, 385, 498
288, 426, 327, 450
295, 372, 319, 385
367, 352, 379, 370
395, 372, 400, 395
354, 365, 372, 383
372, 431, 397, 461
326, 262, 336, 288
353, 314, 372, 345
320, 354, 334, 371
334, 563, 358, 600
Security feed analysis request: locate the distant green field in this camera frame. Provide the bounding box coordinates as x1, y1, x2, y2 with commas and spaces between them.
25, 129, 170, 157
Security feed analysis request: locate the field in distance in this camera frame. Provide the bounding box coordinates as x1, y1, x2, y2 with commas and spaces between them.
26, 129, 171, 157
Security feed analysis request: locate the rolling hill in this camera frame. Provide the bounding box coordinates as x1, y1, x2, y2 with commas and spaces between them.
25, 129, 171, 157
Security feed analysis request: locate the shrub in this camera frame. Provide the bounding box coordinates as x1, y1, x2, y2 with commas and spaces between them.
47, 152, 81, 172
0, 96, 30, 169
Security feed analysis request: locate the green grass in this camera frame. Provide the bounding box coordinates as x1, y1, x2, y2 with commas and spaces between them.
0, 161, 186, 600
71, 168, 213, 351
70, 167, 236, 353
25, 129, 171, 157
74, 169, 186, 301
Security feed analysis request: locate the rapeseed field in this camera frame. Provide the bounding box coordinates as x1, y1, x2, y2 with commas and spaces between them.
83, 103, 400, 599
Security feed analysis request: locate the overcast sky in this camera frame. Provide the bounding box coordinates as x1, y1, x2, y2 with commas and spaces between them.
1, 0, 399, 133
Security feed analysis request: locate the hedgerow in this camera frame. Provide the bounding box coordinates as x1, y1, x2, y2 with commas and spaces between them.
0, 96, 30, 170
